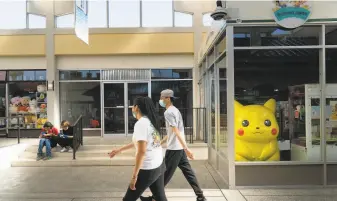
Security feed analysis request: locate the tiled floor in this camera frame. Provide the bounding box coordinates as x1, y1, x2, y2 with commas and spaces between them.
2, 138, 337, 201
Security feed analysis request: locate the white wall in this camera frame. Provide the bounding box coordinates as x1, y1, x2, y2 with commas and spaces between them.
56, 54, 194, 70
0, 57, 46, 69
227, 1, 337, 20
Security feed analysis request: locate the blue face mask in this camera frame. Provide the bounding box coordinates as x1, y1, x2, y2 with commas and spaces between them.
132, 112, 137, 119
159, 100, 166, 108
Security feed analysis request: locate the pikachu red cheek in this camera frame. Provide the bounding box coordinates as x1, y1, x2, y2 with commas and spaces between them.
271, 128, 278, 135
237, 129, 244, 136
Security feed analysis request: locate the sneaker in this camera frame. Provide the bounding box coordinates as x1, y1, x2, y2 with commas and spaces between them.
36, 154, 43, 161
140, 196, 153, 201
60, 147, 69, 153
197, 196, 207, 201
43, 156, 52, 161
67, 147, 73, 153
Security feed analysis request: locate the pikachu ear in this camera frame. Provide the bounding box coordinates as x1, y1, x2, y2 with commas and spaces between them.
234, 100, 243, 111
264, 99, 276, 113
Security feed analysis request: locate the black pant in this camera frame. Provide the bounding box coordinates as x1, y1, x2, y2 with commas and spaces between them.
57, 137, 73, 148
123, 162, 167, 201
50, 136, 58, 148
164, 150, 204, 197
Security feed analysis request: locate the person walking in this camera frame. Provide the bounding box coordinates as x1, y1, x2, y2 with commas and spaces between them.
141, 89, 207, 201
109, 96, 167, 201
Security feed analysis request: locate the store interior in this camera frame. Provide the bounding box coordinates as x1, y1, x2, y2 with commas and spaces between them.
233, 25, 337, 162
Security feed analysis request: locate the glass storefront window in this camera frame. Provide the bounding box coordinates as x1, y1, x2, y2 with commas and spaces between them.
8, 82, 47, 129
60, 82, 101, 129
59, 70, 100, 80
151, 80, 193, 129
210, 68, 216, 147
326, 25, 337, 45
0, 71, 6, 81
151, 69, 192, 79
234, 26, 321, 47
0, 84, 6, 130
234, 49, 320, 162
325, 48, 337, 162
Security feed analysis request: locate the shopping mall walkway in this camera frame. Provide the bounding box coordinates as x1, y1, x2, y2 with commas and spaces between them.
1, 140, 337, 201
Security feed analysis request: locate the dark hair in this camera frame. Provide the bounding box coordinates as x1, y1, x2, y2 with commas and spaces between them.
170, 97, 175, 104
133, 96, 160, 132
43, 122, 53, 128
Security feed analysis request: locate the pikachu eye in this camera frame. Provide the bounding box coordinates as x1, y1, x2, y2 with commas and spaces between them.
242, 120, 249, 127
264, 120, 271, 127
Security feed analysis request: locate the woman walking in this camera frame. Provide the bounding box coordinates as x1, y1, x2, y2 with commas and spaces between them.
109, 96, 167, 201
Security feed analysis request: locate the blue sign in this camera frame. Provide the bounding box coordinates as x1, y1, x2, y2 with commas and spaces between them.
272, 1, 311, 29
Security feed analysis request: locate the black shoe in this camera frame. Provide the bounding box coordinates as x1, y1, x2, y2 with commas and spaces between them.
140, 195, 153, 201
197, 196, 207, 201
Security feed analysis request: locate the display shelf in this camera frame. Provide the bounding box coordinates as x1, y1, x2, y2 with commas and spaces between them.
8, 91, 47, 129
289, 84, 337, 161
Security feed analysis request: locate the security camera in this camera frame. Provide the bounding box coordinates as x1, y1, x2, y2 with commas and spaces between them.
210, 0, 228, 21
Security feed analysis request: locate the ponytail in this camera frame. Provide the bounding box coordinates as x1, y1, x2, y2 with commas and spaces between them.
133, 96, 160, 132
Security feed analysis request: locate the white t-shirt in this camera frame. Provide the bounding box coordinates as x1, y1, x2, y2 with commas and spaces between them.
132, 117, 163, 170
164, 106, 186, 150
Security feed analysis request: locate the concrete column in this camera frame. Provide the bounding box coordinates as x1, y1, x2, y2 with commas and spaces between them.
45, 1, 60, 129
174, 0, 215, 141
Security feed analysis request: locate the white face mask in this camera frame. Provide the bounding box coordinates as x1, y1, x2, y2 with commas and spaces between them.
132, 111, 137, 118
159, 100, 166, 108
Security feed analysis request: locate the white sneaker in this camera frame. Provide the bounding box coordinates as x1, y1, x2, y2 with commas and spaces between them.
68, 147, 73, 153
60, 147, 69, 153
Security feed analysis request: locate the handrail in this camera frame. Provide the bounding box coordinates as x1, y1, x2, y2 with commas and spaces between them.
0, 116, 22, 144
72, 115, 83, 160
158, 108, 207, 144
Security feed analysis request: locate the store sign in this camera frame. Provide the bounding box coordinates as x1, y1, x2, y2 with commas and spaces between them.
272, 0, 312, 29
75, 0, 89, 45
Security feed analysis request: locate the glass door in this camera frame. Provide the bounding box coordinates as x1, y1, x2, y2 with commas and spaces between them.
127, 82, 149, 134
103, 82, 150, 136
103, 83, 126, 135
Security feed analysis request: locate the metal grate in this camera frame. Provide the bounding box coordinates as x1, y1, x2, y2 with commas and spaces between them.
102, 69, 150, 81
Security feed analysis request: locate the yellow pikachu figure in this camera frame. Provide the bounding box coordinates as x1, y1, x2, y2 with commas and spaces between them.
234, 99, 280, 161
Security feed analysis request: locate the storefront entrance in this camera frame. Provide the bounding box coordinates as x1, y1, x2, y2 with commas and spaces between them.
102, 82, 150, 136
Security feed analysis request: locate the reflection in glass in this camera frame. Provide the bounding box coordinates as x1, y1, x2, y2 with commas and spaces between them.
326, 49, 337, 162
128, 83, 148, 133
234, 26, 320, 47
103, 83, 125, 134
151, 69, 192, 79
60, 82, 101, 128
9, 71, 37, 81
104, 108, 125, 134
210, 69, 216, 146
219, 79, 227, 155
151, 80, 192, 109
104, 83, 124, 107
326, 26, 337, 45
109, 0, 140, 27
234, 49, 319, 162
59, 70, 100, 80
